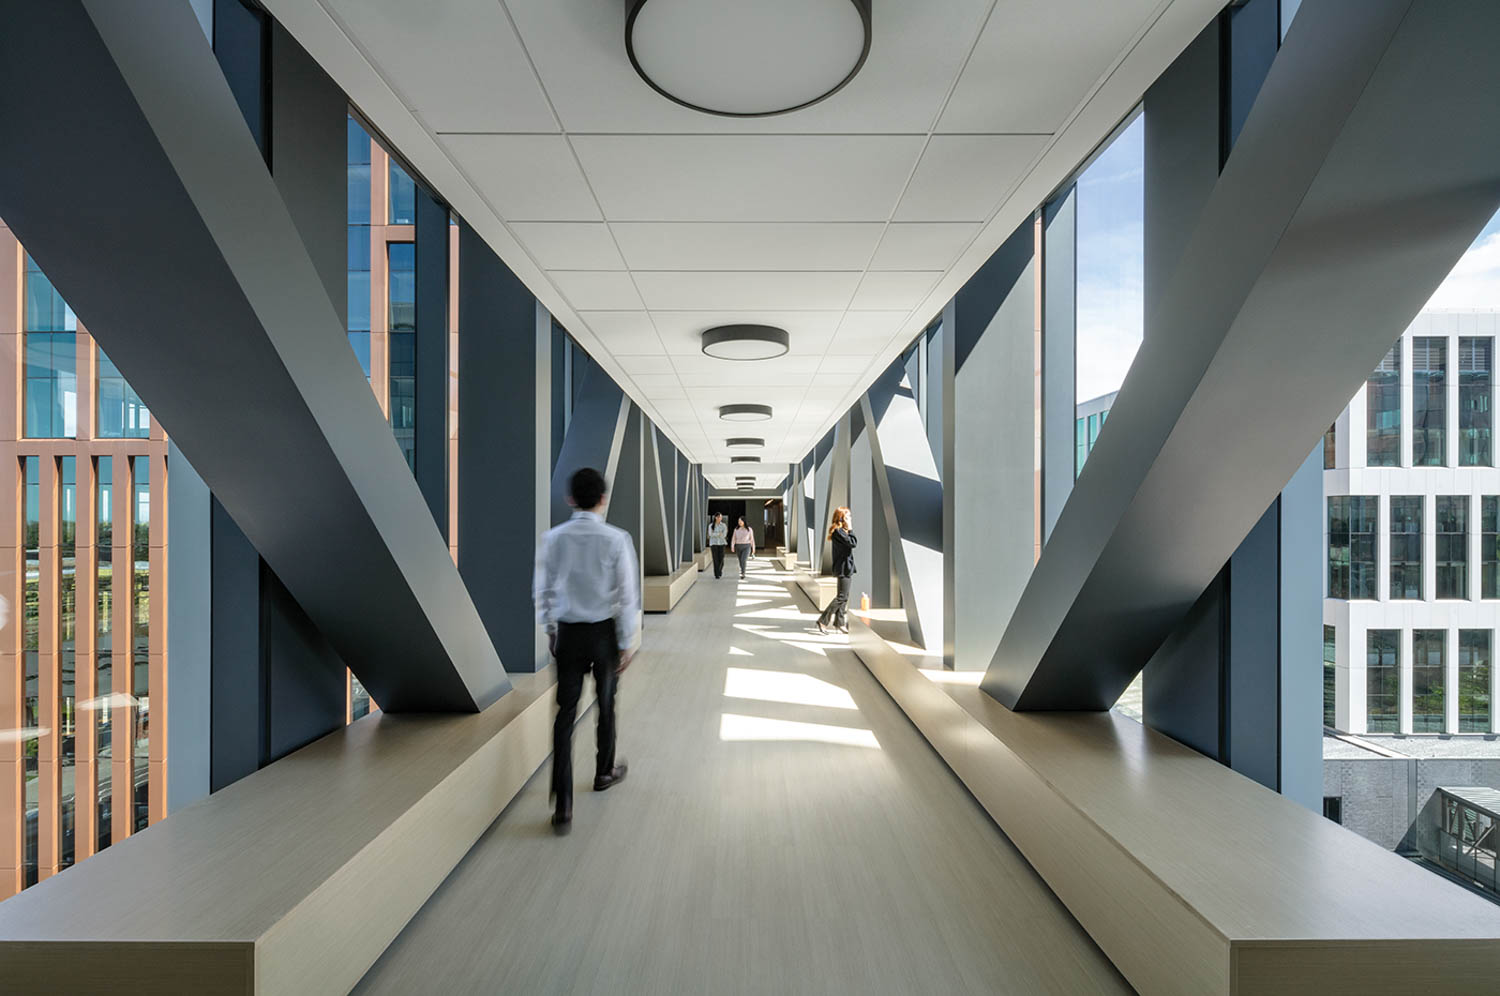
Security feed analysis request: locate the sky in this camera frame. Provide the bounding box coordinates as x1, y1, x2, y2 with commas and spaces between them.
1074, 114, 1144, 405
1425, 210, 1500, 310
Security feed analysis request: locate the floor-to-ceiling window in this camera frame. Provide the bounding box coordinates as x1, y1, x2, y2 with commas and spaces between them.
1074, 113, 1144, 436
95, 456, 113, 852
347, 115, 372, 377
1459, 336, 1492, 466
1411, 629, 1446, 733
1389, 496, 1422, 599
388, 241, 417, 470
1366, 343, 1401, 467
1411, 337, 1446, 466
21, 457, 41, 888
1484, 496, 1500, 599
1436, 495, 1469, 599
1328, 496, 1377, 599
1323, 624, 1337, 729
1366, 630, 1400, 733
131, 457, 150, 832
1458, 630, 1491, 733
58, 457, 77, 871
23, 254, 78, 439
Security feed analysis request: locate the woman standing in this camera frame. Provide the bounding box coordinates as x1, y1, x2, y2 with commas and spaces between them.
816, 507, 857, 635
730, 516, 755, 580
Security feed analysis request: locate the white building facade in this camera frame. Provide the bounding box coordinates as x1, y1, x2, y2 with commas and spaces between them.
1325, 311, 1500, 736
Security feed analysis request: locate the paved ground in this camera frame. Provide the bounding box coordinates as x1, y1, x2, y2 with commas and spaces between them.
356, 556, 1130, 995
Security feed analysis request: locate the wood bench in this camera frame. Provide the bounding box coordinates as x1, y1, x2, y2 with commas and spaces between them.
0, 670, 590, 995
792, 566, 837, 611
848, 620, 1500, 994
643, 560, 698, 612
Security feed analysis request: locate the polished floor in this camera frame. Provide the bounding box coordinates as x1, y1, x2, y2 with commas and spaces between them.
355, 557, 1130, 995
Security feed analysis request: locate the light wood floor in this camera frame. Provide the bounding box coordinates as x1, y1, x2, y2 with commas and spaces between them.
355, 558, 1130, 995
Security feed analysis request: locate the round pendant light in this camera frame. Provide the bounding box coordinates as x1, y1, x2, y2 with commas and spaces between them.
701, 324, 790, 361
726, 437, 764, 449
624, 0, 872, 118
719, 403, 773, 423
730, 456, 758, 464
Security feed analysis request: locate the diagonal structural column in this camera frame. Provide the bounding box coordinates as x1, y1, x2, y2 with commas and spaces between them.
818, 414, 852, 575
985, 0, 1500, 710
0, 0, 508, 711
863, 361, 945, 651
641, 425, 674, 576
549, 364, 629, 526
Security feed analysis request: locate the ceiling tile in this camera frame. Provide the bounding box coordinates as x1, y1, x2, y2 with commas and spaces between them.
509, 223, 625, 269
870, 223, 982, 270
849, 273, 941, 311
323, 0, 557, 133
938, 0, 1161, 133
634, 271, 860, 311
576, 311, 662, 353
611, 223, 883, 271
550, 271, 644, 310
894, 135, 1047, 222
440, 134, 599, 221
616, 354, 677, 375
648, 312, 842, 355
570, 135, 925, 222
819, 355, 875, 375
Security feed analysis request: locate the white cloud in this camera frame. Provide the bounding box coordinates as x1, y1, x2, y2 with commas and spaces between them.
1425, 232, 1500, 310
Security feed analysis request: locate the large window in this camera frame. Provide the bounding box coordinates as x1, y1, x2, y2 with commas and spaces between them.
388, 242, 417, 470
1436, 495, 1469, 599
58, 457, 77, 871
1366, 342, 1401, 466
1458, 630, 1491, 733
389, 159, 416, 225
1327, 496, 1377, 599
95, 457, 113, 852
1484, 496, 1500, 599
1459, 337, 1492, 466
1075, 113, 1144, 407
1389, 496, 1423, 599
97, 348, 151, 438
347, 115, 372, 376
1412, 629, 1446, 733
131, 457, 151, 833
1366, 630, 1400, 733
23, 254, 78, 439
1412, 337, 1446, 465
1323, 624, 1337, 729
22, 457, 41, 888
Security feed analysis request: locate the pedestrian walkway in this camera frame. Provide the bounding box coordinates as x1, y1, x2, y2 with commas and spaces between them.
355, 556, 1129, 994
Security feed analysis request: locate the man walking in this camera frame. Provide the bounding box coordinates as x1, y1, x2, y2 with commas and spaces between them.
707, 512, 728, 579
534, 467, 639, 835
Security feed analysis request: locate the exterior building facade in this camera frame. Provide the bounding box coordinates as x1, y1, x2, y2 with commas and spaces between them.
1, 219, 169, 898
1324, 312, 1500, 738
1075, 391, 1117, 477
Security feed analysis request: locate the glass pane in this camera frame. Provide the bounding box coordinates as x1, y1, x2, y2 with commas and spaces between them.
1459, 337, 1492, 466
1412, 337, 1446, 466
1458, 630, 1491, 733
1389, 496, 1422, 600
1075, 114, 1144, 408
1367, 342, 1401, 466
1436, 495, 1470, 599
1412, 629, 1446, 733
1366, 630, 1400, 733
389, 160, 417, 225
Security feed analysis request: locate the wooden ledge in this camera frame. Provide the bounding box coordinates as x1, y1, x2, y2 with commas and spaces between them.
694, 548, 711, 571
791, 565, 837, 610
643, 561, 698, 612
0, 670, 589, 995
848, 620, 1500, 995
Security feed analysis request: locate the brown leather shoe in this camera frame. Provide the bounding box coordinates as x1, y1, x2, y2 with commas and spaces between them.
594, 762, 628, 792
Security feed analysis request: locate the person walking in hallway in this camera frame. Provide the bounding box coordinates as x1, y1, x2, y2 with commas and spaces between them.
817, 507, 857, 635
708, 512, 727, 579
533, 467, 638, 836
731, 515, 755, 579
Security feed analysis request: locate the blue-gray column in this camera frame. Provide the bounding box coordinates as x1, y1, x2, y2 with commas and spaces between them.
413, 184, 450, 536
457, 224, 551, 673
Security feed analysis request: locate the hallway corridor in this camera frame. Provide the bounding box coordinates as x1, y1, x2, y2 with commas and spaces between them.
356, 558, 1130, 994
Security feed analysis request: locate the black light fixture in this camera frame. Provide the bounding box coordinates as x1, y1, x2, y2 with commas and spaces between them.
719, 403, 773, 422
726, 437, 764, 449
730, 456, 758, 464
701, 324, 790, 361
624, 0, 872, 118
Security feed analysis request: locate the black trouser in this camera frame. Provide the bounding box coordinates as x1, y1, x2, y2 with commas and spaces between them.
711, 545, 725, 577
552, 620, 619, 808
736, 546, 750, 576
818, 576, 851, 628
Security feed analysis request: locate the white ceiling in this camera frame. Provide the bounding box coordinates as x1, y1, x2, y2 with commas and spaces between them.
263, 0, 1221, 488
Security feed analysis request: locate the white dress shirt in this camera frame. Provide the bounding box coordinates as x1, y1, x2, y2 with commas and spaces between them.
534, 510, 641, 651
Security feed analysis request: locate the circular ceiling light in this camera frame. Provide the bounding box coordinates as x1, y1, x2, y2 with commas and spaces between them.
719, 403, 773, 423
624, 0, 872, 118
701, 325, 790, 361
726, 437, 764, 449
730, 456, 758, 464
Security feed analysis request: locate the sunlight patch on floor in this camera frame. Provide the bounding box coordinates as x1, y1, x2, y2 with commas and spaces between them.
723, 667, 857, 710
728, 646, 753, 656
719, 713, 879, 749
